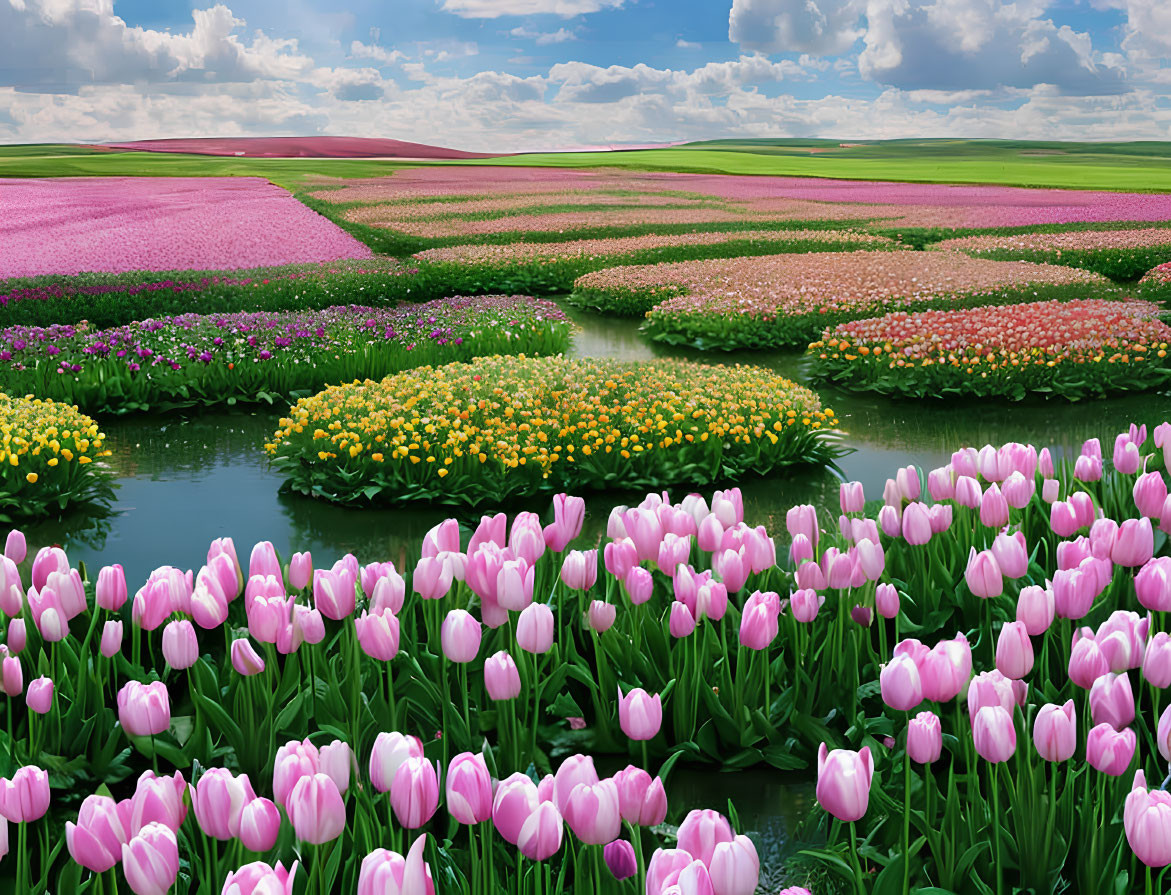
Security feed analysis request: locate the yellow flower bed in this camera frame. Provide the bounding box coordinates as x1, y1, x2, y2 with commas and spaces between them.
266, 355, 841, 505
0, 393, 114, 519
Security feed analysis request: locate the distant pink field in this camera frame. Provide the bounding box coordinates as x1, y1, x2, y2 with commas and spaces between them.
103, 136, 499, 159
0, 176, 372, 279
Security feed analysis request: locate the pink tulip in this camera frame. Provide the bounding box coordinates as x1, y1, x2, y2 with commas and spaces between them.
907, 711, 942, 764
1087, 723, 1136, 776
560, 550, 597, 591
646, 849, 695, 895
564, 778, 621, 845
623, 566, 653, 606
553, 755, 599, 814
117, 681, 170, 738
391, 757, 440, 829
621, 508, 664, 563
544, 494, 585, 552
194, 769, 256, 840
657, 535, 691, 578
920, 633, 972, 702
28, 585, 68, 642
230, 639, 265, 676
273, 740, 319, 808
1001, 471, 1035, 509
840, 481, 865, 514
604, 539, 639, 580
1134, 472, 1168, 518
316, 741, 351, 795
484, 651, 521, 700
1090, 673, 1135, 730
603, 839, 637, 881
901, 503, 932, 545
313, 569, 355, 620
612, 766, 667, 826
223, 860, 298, 895
66, 795, 131, 873
357, 836, 434, 895
1160, 705, 1171, 763
95, 564, 127, 611
1069, 630, 1110, 689
789, 588, 823, 623
965, 548, 1003, 598
1042, 479, 1060, 503
1144, 632, 1171, 688
1016, 584, 1055, 635
1114, 517, 1154, 567
412, 556, 454, 602
161, 619, 198, 671
712, 488, 743, 527
286, 773, 345, 844
122, 822, 179, 895
978, 484, 1010, 529
880, 655, 923, 712
517, 603, 554, 654
710, 834, 760, 895
0, 765, 49, 822
738, 591, 779, 650
369, 732, 424, 794
440, 609, 481, 663
1053, 566, 1098, 620
815, 744, 873, 823
355, 608, 400, 661
669, 601, 696, 638
991, 531, 1029, 579
972, 705, 1016, 763
493, 773, 540, 844
446, 752, 493, 825
1136, 557, 1171, 612
785, 505, 818, 549
5, 618, 24, 655
618, 687, 662, 741
26, 676, 52, 714
3, 531, 25, 564
519, 801, 564, 861
1124, 769, 1171, 867
1033, 700, 1076, 762
0, 655, 21, 698
995, 621, 1034, 680
588, 600, 616, 632
238, 798, 281, 853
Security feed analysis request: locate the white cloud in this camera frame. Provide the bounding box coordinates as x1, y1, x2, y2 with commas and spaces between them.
548, 55, 811, 103
509, 26, 576, 44
729, 0, 1124, 94
676, 38, 701, 49
349, 40, 405, 65
0, 0, 312, 90
440, 0, 623, 18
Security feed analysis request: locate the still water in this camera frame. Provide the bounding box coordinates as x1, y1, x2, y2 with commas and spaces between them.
17, 301, 1171, 876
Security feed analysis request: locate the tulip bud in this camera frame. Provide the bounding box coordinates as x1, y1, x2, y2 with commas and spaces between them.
440, 609, 482, 663
100, 619, 123, 658
26, 676, 53, 714
815, 745, 872, 822
995, 621, 1034, 680
117, 681, 170, 737
1033, 701, 1076, 762
603, 839, 638, 881
972, 705, 1016, 763
286, 773, 345, 844
484, 651, 521, 700
122, 823, 179, 895
161, 619, 198, 670
907, 711, 942, 764
588, 600, 616, 633
390, 757, 440, 829
231, 638, 266, 676
238, 798, 282, 853
96, 564, 128, 611
1086, 723, 1136, 776
617, 687, 662, 741
880, 655, 923, 712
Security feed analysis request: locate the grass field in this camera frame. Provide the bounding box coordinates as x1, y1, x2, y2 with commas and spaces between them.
3, 139, 1171, 191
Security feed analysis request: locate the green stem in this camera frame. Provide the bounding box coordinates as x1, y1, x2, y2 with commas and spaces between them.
847, 820, 865, 895
991, 764, 1003, 895
903, 715, 912, 895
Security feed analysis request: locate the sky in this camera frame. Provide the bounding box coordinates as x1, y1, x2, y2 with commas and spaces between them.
0, 0, 1168, 148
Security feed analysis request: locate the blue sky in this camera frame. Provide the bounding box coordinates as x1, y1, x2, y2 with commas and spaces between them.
0, 0, 1167, 147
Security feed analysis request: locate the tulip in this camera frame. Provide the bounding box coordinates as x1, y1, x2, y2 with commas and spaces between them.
272, 740, 319, 808
1145, 632, 1171, 689
617, 687, 662, 741
286, 773, 345, 844
239, 798, 281, 853
4, 530, 25, 564
995, 621, 1034, 680
1124, 769, 1171, 867
122, 822, 179, 895
1069, 631, 1110, 689
495, 557, 534, 612
493, 773, 540, 844
646, 849, 695, 895
96, 564, 128, 611
1134, 471, 1168, 518
27, 585, 68, 642
517, 602, 555, 654
66, 795, 130, 873
552, 754, 600, 814
657, 534, 691, 578
901, 502, 932, 545
612, 765, 667, 826
785, 505, 818, 549
440, 609, 481, 663
484, 651, 521, 700
965, 548, 1003, 598
840, 481, 865, 514
5, 618, 24, 655
1114, 517, 1155, 567
972, 705, 1016, 763
1001, 471, 1035, 509
789, 588, 823, 623
446, 752, 493, 826
313, 569, 355, 620
231, 638, 265, 676
1033, 701, 1076, 762
907, 711, 942, 764
622, 566, 653, 606
738, 591, 779, 650
161, 619, 199, 670
355, 608, 400, 661
223, 860, 298, 895
880, 655, 923, 712
194, 769, 256, 840
318, 741, 351, 795
26, 676, 52, 714
413, 555, 454, 602
369, 732, 423, 794
1053, 566, 1098, 620
919, 633, 972, 702
1090, 673, 1135, 730
621, 509, 664, 563
604, 539, 639, 581
1136, 556, 1171, 612
564, 778, 621, 845
1016, 584, 1055, 636
991, 531, 1029, 580
588, 600, 616, 633
518, 801, 564, 861
816, 744, 873, 822
1042, 478, 1060, 503
544, 493, 585, 552
0, 765, 50, 822
0, 656, 21, 698
1087, 723, 1136, 776
850, 605, 872, 627
710, 834, 760, 895
603, 839, 637, 881
391, 756, 440, 829
128, 770, 188, 833
118, 681, 170, 738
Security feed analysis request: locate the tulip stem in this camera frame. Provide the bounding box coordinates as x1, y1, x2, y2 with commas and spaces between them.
903, 713, 911, 895
1146, 865, 1153, 895
990, 764, 1002, 895
847, 820, 864, 895
15, 814, 25, 895
459, 664, 470, 744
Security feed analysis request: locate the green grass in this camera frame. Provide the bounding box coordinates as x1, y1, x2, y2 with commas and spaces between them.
2, 139, 1171, 191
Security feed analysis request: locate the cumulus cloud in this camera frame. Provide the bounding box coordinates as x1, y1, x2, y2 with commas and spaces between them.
349, 41, 405, 65
0, 0, 312, 91
728, 0, 1124, 94
548, 55, 810, 103
440, 0, 624, 18
676, 38, 701, 49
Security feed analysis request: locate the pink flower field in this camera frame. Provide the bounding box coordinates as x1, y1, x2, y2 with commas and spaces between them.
0, 176, 373, 280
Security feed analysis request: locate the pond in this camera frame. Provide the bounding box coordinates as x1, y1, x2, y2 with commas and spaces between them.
17, 299, 1171, 879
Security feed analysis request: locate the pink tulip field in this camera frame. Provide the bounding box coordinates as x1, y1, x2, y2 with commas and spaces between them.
4, 147, 1171, 895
